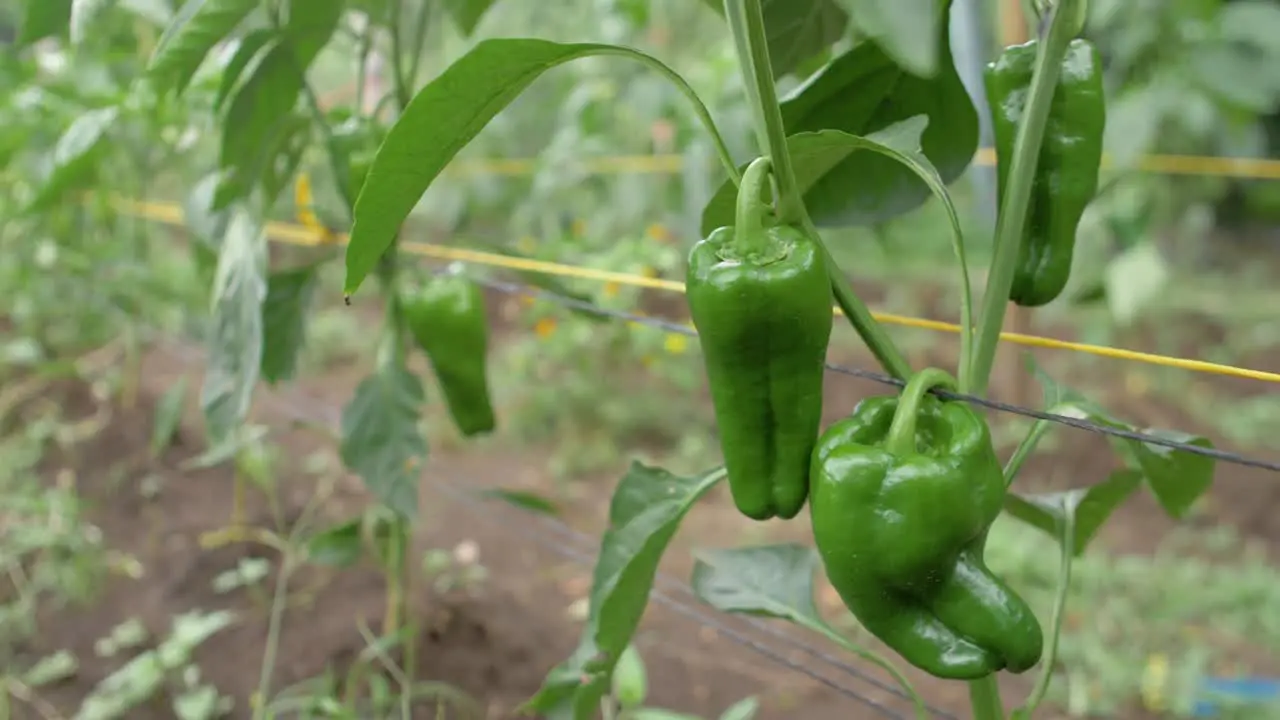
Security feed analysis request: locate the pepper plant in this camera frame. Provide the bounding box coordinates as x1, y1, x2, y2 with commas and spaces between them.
16, 0, 1222, 717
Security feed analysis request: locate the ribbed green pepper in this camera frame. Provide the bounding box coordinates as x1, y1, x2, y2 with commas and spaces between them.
686, 156, 833, 521
810, 368, 1043, 679
402, 272, 496, 437
985, 38, 1106, 307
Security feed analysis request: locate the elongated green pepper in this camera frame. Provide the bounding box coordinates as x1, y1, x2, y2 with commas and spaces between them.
985, 38, 1106, 307
810, 368, 1043, 679
402, 272, 496, 437
686, 157, 833, 521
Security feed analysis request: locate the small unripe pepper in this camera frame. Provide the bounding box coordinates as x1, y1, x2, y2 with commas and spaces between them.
402, 271, 496, 437
685, 156, 833, 521
985, 38, 1106, 307
810, 368, 1043, 679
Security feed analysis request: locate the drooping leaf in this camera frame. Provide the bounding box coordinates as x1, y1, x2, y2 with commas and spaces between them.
1025, 357, 1218, 522
698, 0, 848, 79
837, 0, 941, 78
213, 29, 277, 111
690, 544, 822, 623
258, 111, 312, 205
1003, 470, 1143, 555
149, 0, 259, 95
260, 264, 317, 384
748, 1, 976, 228
19, 0, 73, 46
702, 118, 947, 235
27, 106, 119, 213
442, 0, 498, 36
70, 0, 115, 45
216, 1, 340, 205
200, 208, 268, 446
339, 361, 428, 518
1126, 430, 1215, 519
524, 463, 726, 719
344, 38, 692, 295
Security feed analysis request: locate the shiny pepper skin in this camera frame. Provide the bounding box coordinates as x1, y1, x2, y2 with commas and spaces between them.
686, 157, 833, 521
810, 368, 1044, 679
985, 38, 1106, 307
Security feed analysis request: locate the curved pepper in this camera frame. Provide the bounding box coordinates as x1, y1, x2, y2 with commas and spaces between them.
402, 272, 496, 437
985, 38, 1106, 307
686, 157, 833, 521
809, 368, 1043, 679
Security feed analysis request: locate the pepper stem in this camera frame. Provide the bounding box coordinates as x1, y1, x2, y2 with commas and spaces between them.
885, 368, 959, 457
732, 155, 774, 258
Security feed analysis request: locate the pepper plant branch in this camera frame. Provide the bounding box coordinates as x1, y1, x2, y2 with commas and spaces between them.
1012, 508, 1075, 719
968, 0, 1083, 397
724, 0, 914, 381
592, 48, 743, 188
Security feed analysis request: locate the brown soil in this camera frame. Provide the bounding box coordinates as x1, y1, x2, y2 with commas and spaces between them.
9, 286, 1280, 720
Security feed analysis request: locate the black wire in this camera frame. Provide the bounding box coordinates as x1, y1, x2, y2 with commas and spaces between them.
479, 276, 1280, 474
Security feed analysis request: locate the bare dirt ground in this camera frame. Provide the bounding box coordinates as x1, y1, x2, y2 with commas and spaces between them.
12, 283, 1280, 720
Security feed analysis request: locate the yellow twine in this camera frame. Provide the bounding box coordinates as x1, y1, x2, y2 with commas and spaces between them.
109, 195, 1280, 386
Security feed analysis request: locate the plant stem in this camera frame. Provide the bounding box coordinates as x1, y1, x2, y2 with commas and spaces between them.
969, 0, 1083, 397
969, 674, 1005, 720
724, 0, 913, 381
1017, 507, 1074, 716
885, 368, 956, 456
732, 156, 772, 256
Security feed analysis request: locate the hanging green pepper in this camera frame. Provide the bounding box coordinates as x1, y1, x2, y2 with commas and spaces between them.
809, 368, 1043, 680
686, 156, 833, 521
402, 271, 496, 437
985, 38, 1106, 307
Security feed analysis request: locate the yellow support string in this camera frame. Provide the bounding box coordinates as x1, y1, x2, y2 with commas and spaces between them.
111, 195, 1280, 386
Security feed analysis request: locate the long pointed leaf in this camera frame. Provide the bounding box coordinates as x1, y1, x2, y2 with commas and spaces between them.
149, 0, 259, 95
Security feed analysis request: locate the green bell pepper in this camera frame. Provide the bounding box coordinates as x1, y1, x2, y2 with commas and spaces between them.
985, 37, 1106, 307
686, 156, 833, 521
402, 271, 496, 437
810, 368, 1043, 679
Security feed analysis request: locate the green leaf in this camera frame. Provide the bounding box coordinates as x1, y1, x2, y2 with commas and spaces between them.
184, 172, 232, 248
524, 463, 726, 718
1026, 357, 1217, 521
344, 38, 686, 295
19, 0, 73, 46
719, 697, 761, 720
1003, 470, 1143, 555
761, 3, 976, 228
149, 0, 259, 95
150, 375, 188, 457
477, 488, 561, 518
27, 106, 120, 213
339, 362, 428, 518
200, 208, 267, 446
442, 0, 497, 36
258, 112, 312, 204
306, 519, 365, 567
702, 118, 941, 235
611, 644, 647, 709
213, 29, 277, 111
837, 0, 940, 78
690, 544, 822, 623
1127, 430, 1215, 519
698, 0, 848, 78
70, 0, 114, 45
216, 1, 339, 204
218, 46, 305, 205
260, 264, 317, 384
